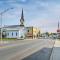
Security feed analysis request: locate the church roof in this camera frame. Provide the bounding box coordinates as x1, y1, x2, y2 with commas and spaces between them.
3, 25, 21, 28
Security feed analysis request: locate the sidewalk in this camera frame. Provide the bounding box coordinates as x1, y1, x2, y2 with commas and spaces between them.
50, 39, 60, 60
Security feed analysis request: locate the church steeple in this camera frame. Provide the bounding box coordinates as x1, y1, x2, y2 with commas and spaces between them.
21, 8, 24, 20
57, 21, 60, 33
20, 8, 24, 26
58, 21, 59, 29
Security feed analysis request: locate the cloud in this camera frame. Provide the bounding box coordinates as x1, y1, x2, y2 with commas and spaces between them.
20, 0, 27, 2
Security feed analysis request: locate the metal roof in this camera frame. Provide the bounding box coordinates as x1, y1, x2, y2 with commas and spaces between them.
3, 25, 24, 28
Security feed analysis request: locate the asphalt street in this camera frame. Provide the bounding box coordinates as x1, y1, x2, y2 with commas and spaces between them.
0, 39, 55, 60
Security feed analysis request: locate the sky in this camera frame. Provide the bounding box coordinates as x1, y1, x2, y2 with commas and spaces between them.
0, 0, 60, 33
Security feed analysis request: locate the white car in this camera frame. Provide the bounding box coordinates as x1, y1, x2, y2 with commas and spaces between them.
17, 36, 25, 40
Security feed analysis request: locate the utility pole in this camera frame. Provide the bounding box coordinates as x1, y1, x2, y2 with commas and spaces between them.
0, 8, 14, 43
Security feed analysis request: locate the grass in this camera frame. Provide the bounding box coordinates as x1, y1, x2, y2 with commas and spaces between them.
0, 38, 17, 41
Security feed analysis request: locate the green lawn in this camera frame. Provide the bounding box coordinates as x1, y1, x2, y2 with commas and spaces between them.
0, 38, 17, 41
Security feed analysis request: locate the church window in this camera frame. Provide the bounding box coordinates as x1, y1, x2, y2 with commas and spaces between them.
12, 32, 13, 36
16, 32, 17, 36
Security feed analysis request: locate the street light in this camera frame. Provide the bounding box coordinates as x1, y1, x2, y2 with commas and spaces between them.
0, 7, 14, 43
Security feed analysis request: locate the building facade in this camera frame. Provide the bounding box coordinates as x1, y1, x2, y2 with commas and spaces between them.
25, 27, 40, 39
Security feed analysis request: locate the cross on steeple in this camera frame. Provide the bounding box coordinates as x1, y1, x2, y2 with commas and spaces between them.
20, 8, 24, 26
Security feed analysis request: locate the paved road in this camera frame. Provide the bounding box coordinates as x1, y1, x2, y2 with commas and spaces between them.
0, 39, 55, 60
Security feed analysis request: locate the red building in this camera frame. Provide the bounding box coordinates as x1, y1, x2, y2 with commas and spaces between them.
57, 29, 60, 33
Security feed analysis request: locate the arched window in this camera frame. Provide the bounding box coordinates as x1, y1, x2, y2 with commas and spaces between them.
12, 32, 13, 36
16, 32, 17, 36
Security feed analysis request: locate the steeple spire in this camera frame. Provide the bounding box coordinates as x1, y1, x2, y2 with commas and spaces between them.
58, 21, 59, 29
20, 8, 24, 26
21, 8, 24, 20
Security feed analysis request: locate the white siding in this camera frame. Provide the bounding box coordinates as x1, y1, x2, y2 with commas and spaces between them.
18, 27, 25, 38
6, 30, 19, 38
4, 26, 26, 38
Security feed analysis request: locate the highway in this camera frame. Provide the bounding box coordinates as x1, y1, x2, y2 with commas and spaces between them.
0, 39, 55, 60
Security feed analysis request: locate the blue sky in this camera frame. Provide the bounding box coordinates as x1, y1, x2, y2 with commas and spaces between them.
0, 0, 60, 32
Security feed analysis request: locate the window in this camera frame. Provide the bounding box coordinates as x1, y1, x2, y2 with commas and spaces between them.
28, 30, 29, 32
12, 32, 13, 36
16, 32, 17, 36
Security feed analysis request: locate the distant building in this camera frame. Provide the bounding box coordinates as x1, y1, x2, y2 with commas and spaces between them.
25, 27, 40, 39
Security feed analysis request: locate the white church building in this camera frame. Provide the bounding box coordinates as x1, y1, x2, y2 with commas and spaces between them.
1, 9, 40, 39
3, 9, 25, 38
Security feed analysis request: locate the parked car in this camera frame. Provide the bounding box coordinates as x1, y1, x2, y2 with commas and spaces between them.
17, 35, 25, 40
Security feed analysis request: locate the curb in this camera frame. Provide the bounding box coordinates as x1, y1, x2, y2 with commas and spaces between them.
49, 40, 56, 60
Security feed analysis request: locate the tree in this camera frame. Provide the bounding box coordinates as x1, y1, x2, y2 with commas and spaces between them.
45, 32, 49, 37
